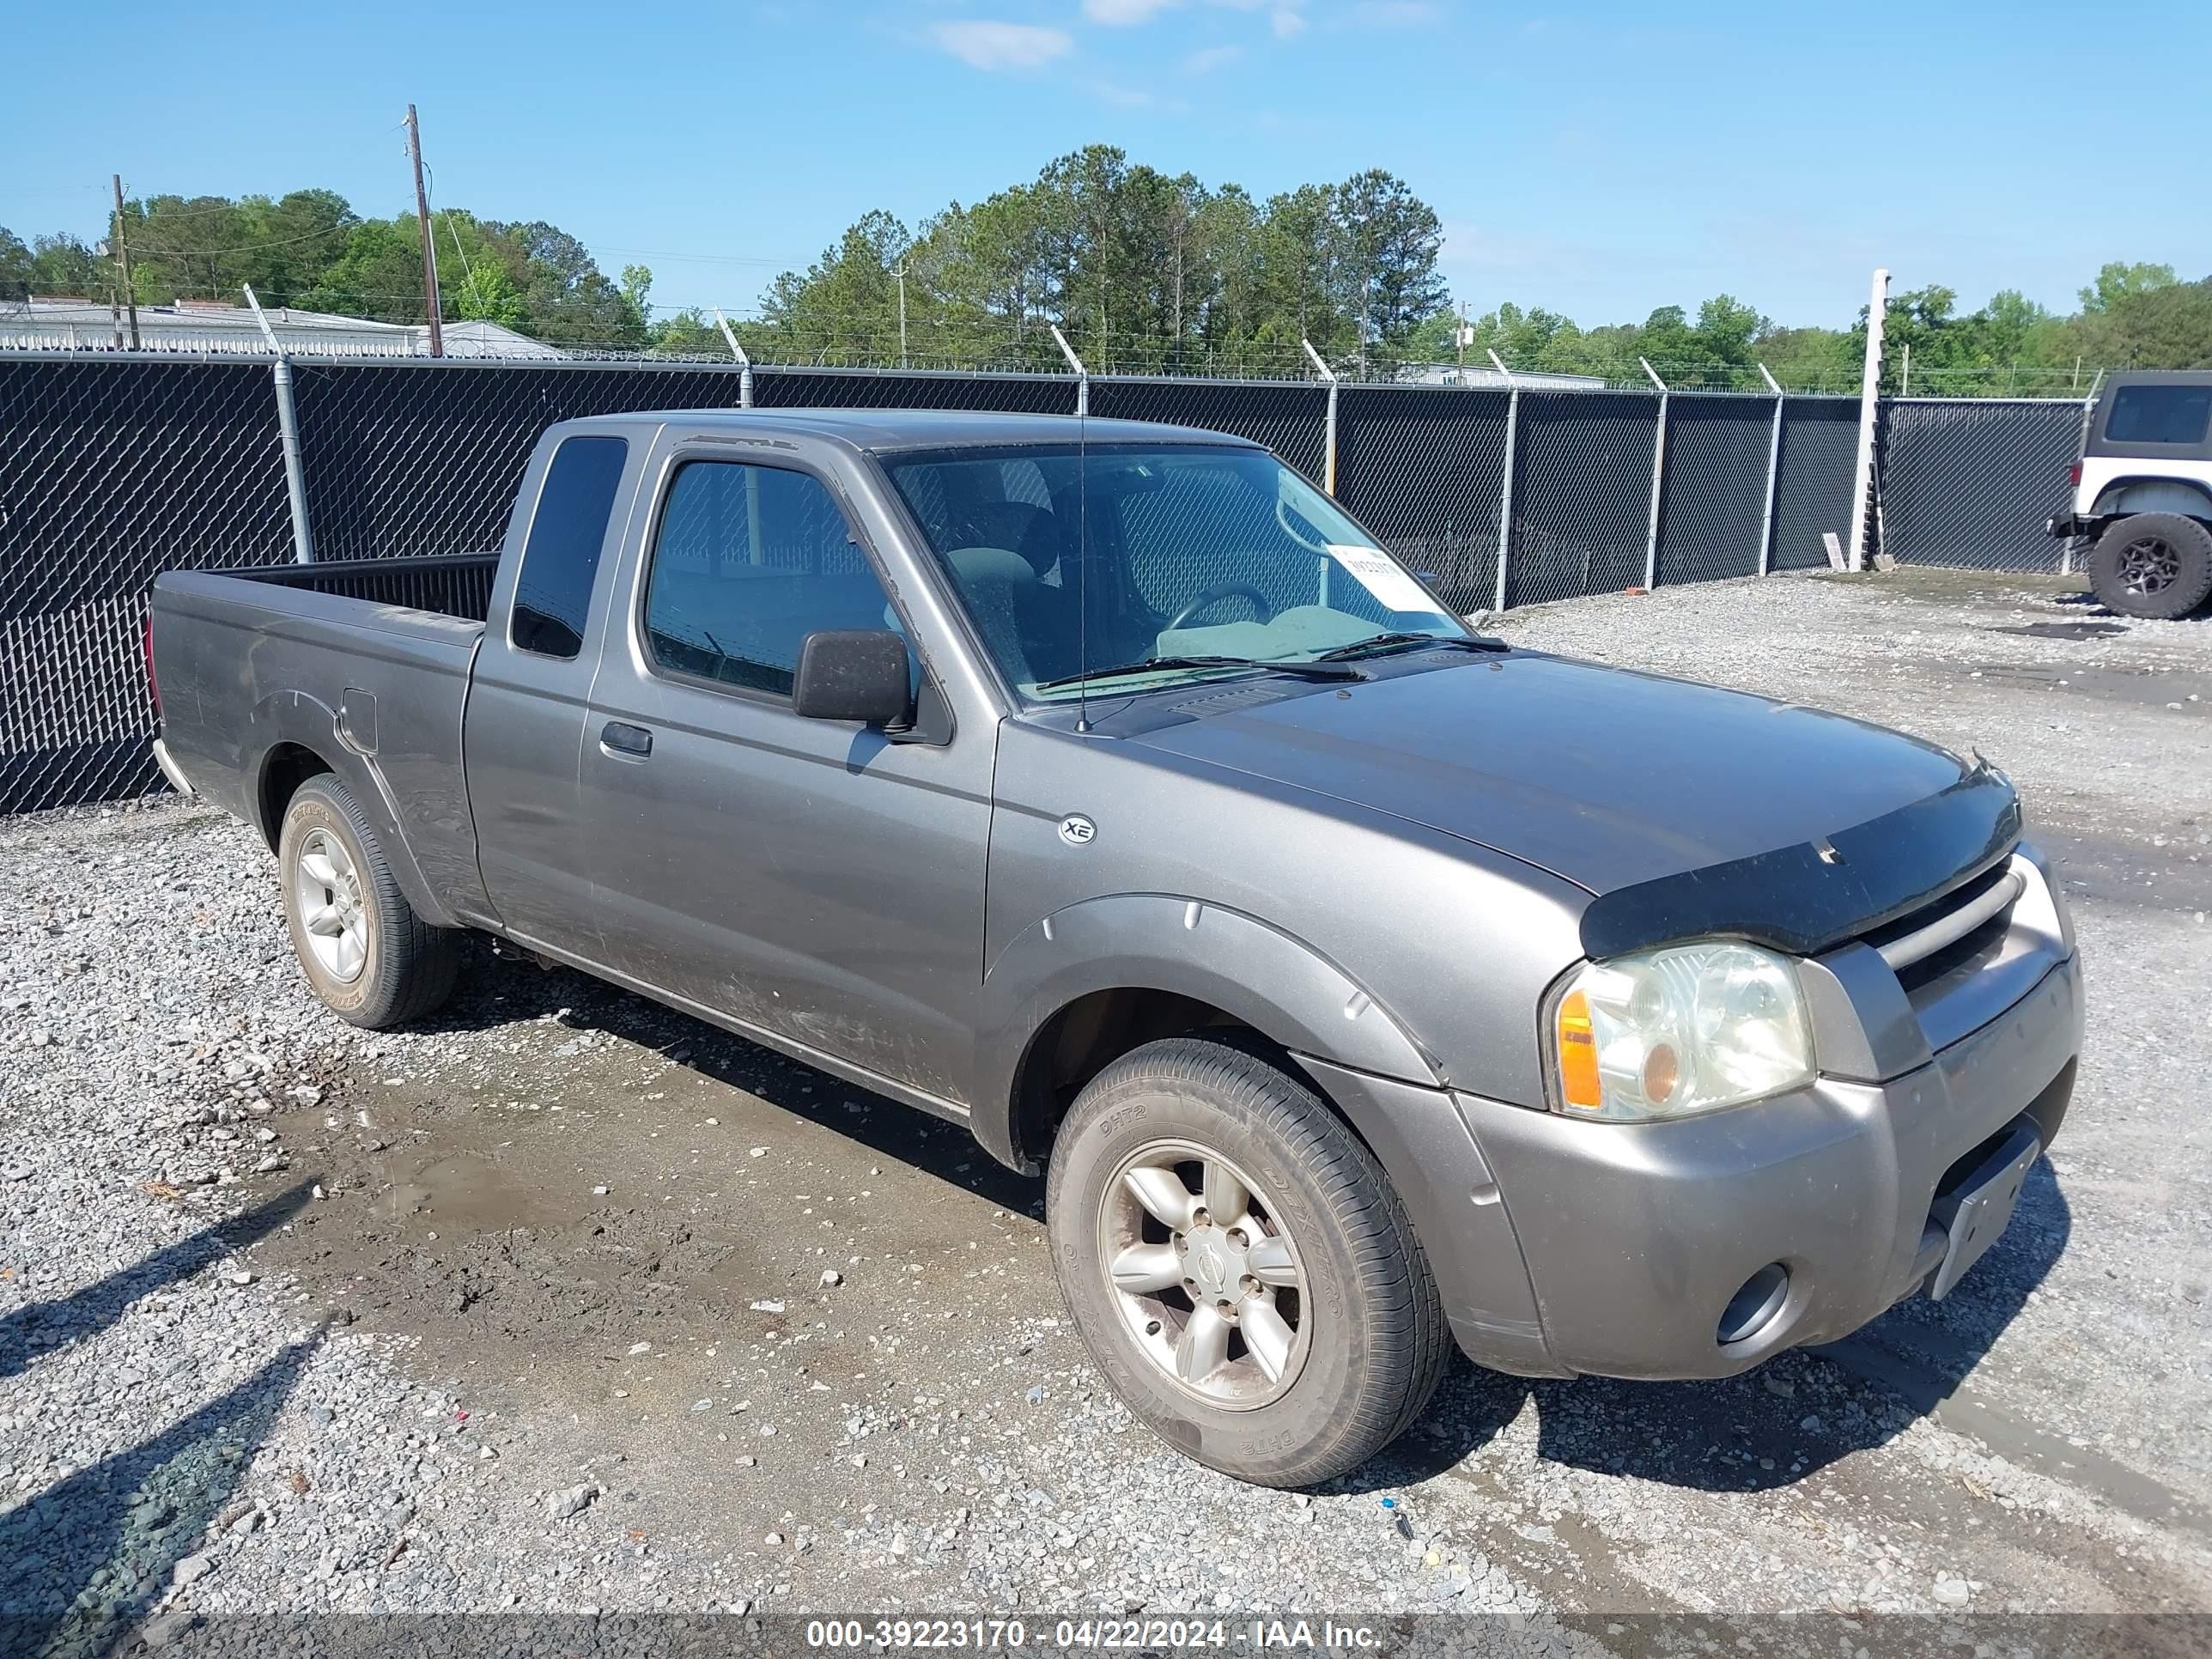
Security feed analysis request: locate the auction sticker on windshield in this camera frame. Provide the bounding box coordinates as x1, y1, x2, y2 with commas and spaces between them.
1325, 544, 1437, 614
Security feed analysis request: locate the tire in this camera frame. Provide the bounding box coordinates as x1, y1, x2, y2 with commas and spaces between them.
276, 774, 461, 1029
2088, 513, 2212, 620
1046, 1035, 1449, 1487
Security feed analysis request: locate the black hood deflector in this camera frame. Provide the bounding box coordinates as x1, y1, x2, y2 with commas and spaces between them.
1577, 763, 2021, 961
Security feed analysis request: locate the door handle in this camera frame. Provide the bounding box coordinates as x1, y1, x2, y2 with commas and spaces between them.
600, 720, 653, 759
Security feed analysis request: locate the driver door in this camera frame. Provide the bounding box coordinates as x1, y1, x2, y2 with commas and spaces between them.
575, 445, 995, 1105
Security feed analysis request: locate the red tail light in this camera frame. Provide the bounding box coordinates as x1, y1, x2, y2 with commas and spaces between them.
143, 611, 161, 718
2067, 461, 2082, 486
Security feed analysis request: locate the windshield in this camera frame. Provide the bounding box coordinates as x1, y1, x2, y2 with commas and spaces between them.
881, 443, 1466, 701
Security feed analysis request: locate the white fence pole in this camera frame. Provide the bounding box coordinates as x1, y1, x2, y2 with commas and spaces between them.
1050, 325, 1088, 417
1302, 338, 1339, 495
1489, 351, 1518, 613
1757, 362, 1784, 577
1639, 358, 1668, 592
243, 284, 316, 564
714, 307, 753, 408
1847, 267, 1890, 572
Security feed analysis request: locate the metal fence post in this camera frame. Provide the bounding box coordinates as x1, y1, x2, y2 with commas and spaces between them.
1490, 349, 1518, 613
2059, 389, 2100, 575
1847, 268, 1890, 572
1302, 339, 1340, 495
1050, 325, 1088, 416
243, 284, 315, 564
1757, 362, 1785, 577
714, 307, 753, 408
1639, 357, 1668, 591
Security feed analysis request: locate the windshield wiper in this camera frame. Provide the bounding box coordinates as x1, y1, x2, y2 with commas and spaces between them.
1032, 653, 1368, 691
1312, 630, 1511, 663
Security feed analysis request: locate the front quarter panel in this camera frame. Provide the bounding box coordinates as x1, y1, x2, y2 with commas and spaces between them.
975, 715, 1593, 1143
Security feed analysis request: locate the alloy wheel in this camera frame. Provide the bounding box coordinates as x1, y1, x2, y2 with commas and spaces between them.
1097, 1139, 1310, 1408
295, 828, 370, 983
2117, 535, 2181, 595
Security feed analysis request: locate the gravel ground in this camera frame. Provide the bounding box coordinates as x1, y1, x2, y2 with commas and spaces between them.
3, 566, 2209, 1651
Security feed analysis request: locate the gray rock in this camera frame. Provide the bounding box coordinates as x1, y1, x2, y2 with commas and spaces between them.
142, 1610, 200, 1648
546, 1485, 598, 1521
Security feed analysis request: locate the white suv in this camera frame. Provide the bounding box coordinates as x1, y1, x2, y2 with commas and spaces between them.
2050, 371, 2212, 618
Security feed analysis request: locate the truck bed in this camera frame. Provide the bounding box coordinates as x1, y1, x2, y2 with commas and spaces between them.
221, 552, 500, 622
149, 555, 499, 930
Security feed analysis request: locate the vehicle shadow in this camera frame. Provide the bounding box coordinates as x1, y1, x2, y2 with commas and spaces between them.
0, 1181, 315, 1382
399, 946, 2075, 1501
414, 941, 1042, 1213
1340, 1160, 2072, 1498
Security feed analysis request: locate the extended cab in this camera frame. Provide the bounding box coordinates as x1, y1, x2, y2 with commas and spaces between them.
150, 410, 2083, 1487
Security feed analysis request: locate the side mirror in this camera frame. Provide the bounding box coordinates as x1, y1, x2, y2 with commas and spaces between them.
791, 629, 912, 726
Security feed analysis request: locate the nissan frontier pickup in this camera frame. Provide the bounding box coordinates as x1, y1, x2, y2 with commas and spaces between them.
149, 409, 2083, 1487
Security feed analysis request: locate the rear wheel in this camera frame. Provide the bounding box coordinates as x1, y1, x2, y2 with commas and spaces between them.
1046, 1035, 1449, 1487
2088, 513, 2212, 620
277, 775, 461, 1028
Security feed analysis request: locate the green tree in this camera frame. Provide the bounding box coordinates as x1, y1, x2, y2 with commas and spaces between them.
453, 260, 529, 327
2078, 261, 2177, 313
1329, 168, 1448, 362
0, 227, 31, 300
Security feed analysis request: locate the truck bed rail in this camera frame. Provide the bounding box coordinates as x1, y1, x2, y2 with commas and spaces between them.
228, 553, 498, 623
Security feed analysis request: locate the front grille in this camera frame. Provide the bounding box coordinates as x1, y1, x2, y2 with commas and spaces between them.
1860, 858, 2023, 992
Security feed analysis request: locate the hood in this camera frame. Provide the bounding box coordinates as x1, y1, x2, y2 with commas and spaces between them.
1121, 651, 1986, 903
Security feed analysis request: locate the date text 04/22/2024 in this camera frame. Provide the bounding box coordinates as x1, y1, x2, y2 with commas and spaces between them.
801, 1618, 1386, 1650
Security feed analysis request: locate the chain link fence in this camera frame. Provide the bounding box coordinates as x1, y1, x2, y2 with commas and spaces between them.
1334, 386, 1510, 615
1877, 398, 2087, 573
0, 352, 2088, 813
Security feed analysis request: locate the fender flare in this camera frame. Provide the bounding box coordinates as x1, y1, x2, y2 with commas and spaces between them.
2088, 477, 2212, 521
971, 892, 1442, 1168
246, 688, 462, 929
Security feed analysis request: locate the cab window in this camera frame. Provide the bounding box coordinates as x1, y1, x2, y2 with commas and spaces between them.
510, 435, 629, 659
642, 460, 896, 697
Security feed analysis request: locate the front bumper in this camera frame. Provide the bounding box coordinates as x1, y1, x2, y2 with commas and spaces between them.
1448, 946, 2081, 1379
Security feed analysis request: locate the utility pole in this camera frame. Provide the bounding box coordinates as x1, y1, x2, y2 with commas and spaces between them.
404, 104, 445, 357
111, 174, 140, 350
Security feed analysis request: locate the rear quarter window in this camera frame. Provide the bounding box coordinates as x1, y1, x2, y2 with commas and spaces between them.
2106, 385, 2212, 447
510, 435, 629, 659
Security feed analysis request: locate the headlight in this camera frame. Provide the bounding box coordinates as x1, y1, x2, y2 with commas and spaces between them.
1547, 941, 1814, 1121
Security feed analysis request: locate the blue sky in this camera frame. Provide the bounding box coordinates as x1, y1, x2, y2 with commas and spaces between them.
5, 1, 2206, 329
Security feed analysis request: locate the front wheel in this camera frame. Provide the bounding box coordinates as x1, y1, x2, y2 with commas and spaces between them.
2088, 513, 2212, 620
1046, 1036, 1449, 1487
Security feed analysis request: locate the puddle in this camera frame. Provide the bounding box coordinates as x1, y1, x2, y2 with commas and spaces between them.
383, 1144, 590, 1236
1963, 659, 2212, 709
1817, 1332, 2212, 1540
1995, 621, 2128, 641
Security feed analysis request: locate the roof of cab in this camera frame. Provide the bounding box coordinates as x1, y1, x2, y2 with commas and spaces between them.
552, 406, 1267, 454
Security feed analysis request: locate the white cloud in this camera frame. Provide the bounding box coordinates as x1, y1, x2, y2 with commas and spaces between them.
1351, 0, 1443, 25
928, 20, 1075, 70
1084, 0, 1180, 21
1271, 8, 1306, 36
1182, 43, 1244, 73
1091, 79, 1157, 106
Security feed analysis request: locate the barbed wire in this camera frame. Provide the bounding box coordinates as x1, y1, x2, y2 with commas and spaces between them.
0, 293, 2109, 397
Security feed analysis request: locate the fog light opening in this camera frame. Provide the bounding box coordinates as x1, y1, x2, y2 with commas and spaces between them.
1717, 1262, 1790, 1346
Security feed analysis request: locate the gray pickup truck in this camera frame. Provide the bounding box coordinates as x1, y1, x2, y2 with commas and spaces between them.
149, 409, 2083, 1487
